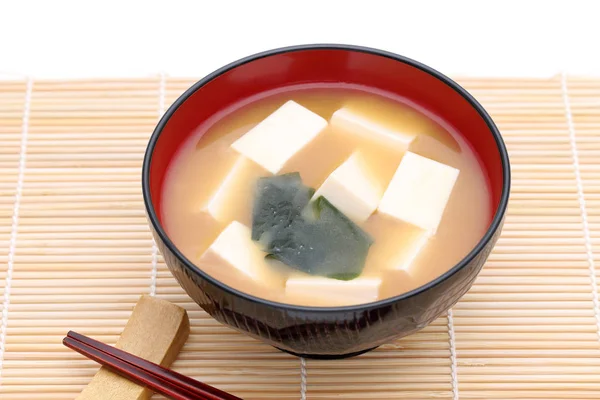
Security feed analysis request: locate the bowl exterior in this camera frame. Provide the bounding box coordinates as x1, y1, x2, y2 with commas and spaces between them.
151, 216, 503, 358
144, 44, 510, 359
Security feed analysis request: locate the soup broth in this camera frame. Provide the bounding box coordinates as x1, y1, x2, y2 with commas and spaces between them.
162, 85, 492, 307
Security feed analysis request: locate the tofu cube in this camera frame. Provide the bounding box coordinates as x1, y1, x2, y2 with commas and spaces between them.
378, 151, 459, 234
330, 107, 416, 153
198, 221, 283, 288
202, 156, 267, 225
231, 101, 328, 174
312, 152, 383, 224
365, 215, 431, 273
393, 227, 430, 272
285, 275, 381, 306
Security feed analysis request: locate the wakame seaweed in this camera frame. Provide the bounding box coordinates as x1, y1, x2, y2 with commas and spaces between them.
251, 172, 314, 241
251, 174, 373, 280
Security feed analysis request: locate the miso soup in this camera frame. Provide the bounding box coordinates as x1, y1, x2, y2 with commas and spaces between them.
162, 84, 492, 307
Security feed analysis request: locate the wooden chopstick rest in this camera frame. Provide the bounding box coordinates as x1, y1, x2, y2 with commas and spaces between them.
76, 295, 190, 400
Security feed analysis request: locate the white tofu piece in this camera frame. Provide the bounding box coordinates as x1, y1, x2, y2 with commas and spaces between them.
312, 152, 383, 224
330, 107, 416, 152
231, 101, 328, 174
202, 156, 266, 224
286, 275, 381, 306
365, 215, 430, 273
198, 221, 283, 288
383, 225, 430, 273
393, 228, 430, 272
378, 152, 459, 234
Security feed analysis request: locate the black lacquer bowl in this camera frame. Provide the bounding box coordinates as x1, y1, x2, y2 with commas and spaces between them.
142, 44, 510, 359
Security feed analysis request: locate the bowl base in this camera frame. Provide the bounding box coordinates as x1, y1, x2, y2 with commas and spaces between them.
274, 346, 379, 360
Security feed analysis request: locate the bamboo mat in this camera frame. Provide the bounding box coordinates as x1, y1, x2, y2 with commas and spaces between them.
0, 75, 599, 400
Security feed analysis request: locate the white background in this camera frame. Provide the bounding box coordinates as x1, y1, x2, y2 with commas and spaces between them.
1, 0, 600, 80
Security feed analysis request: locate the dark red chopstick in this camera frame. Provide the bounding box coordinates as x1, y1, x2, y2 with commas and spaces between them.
63, 336, 200, 399
63, 331, 242, 400
66, 331, 238, 400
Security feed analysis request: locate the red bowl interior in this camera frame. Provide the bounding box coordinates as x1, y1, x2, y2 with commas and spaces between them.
148, 46, 507, 232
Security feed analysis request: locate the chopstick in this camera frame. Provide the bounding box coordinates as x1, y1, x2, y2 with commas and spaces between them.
63, 331, 242, 400
63, 335, 200, 399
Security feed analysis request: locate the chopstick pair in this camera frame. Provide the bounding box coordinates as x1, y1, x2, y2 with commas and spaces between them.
63, 331, 241, 400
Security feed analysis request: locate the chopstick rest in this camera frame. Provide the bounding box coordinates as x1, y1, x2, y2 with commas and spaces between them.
76, 295, 190, 400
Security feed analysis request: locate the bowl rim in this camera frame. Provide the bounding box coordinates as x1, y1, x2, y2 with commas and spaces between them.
142, 43, 511, 313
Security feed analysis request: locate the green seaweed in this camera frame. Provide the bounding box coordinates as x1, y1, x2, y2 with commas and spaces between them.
251, 173, 314, 241
326, 272, 362, 281
251, 173, 373, 280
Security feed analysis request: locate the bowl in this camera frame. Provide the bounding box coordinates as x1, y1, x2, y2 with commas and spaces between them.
142, 44, 510, 359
